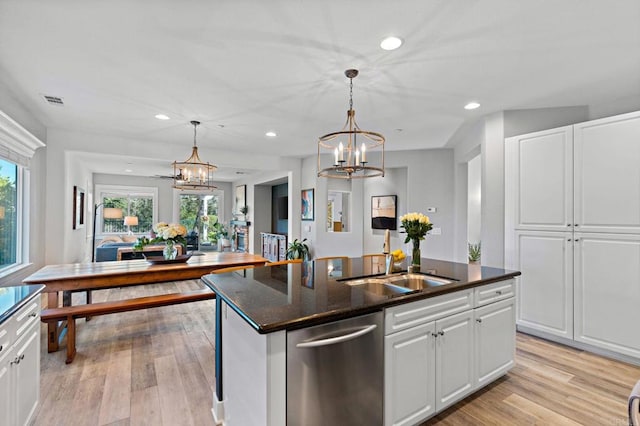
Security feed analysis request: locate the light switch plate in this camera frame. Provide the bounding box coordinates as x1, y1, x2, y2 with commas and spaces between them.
427, 207, 437, 213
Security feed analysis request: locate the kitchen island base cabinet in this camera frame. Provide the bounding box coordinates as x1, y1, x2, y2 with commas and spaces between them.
385, 280, 515, 426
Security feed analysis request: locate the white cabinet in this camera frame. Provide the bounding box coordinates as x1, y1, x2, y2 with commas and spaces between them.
506, 110, 640, 363
574, 233, 640, 358
573, 113, 640, 234
434, 310, 474, 411
475, 298, 516, 388
384, 282, 514, 426
504, 126, 573, 232
0, 297, 41, 426
384, 322, 436, 426
513, 231, 574, 339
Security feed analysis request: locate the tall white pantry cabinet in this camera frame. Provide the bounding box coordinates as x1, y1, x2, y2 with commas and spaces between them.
505, 110, 640, 361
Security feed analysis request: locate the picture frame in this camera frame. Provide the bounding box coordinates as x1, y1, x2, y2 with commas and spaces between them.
371, 195, 397, 230
301, 188, 314, 221
301, 261, 314, 289
235, 185, 246, 214
73, 185, 86, 229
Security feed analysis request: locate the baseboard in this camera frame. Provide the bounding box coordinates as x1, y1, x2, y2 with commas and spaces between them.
517, 325, 640, 367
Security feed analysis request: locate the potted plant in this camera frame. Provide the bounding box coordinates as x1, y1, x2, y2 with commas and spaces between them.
468, 242, 481, 264
286, 238, 310, 260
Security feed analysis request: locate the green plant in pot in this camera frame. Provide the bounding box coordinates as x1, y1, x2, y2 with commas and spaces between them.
208, 221, 228, 244
468, 242, 481, 263
286, 238, 309, 260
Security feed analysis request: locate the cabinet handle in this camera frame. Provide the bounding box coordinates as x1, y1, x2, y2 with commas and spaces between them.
0, 344, 2, 352
29, 312, 37, 318
575, 239, 579, 242
567, 239, 571, 241
438, 331, 445, 336
574, 224, 579, 227
476, 318, 482, 323
567, 224, 572, 227
431, 332, 438, 338
495, 290, 502, 295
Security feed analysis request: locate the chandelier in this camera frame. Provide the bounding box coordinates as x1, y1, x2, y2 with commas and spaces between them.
317, 69, 385, 179
173, 120, 217, 190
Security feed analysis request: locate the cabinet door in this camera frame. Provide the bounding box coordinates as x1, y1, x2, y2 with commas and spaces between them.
0, 347, 14, 426
435, 310, 474, 412
505, 126, 573, 232
515, 230, 573, 339
14, 323, 40, 426
475, 298, 515, 388
574, 233, 640, 358
574, 111, 640, 233
384, 322, 436, 426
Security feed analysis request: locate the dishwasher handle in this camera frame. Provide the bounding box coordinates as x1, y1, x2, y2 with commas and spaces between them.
296, 324, 378, 348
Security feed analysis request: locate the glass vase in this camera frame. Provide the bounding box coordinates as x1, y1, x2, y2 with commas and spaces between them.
410, 238, 421, 272
163, 240, 178, 260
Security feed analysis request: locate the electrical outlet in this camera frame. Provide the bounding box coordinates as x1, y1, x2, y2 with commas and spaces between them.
431, 227, 442, 235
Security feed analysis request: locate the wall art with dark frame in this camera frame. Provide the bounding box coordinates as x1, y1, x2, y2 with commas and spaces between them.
371, 195, 397, 230
73, 185, 86, 229
301, 188, 314, 221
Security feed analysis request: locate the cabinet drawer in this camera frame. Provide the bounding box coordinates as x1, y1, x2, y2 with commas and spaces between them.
13, 301, 40, 339
474, 280, 515, 307
385, 290, 473, 335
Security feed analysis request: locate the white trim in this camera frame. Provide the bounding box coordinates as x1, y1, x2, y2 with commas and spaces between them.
0, 110, 45, 161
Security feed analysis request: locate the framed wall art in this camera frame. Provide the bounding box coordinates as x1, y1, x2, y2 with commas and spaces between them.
371, 195, 397, 230
301, 188, 314, 221
73, 185, 86, 229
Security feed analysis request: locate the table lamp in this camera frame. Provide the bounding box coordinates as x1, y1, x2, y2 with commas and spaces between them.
124, 215, 138, 235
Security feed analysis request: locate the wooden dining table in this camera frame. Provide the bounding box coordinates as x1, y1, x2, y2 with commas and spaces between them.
23, 251, 267, 352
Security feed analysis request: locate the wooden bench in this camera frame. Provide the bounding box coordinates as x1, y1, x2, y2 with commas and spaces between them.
40, 289, 216, 364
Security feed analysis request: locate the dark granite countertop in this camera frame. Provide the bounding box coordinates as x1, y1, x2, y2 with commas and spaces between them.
0, 284, 45, 326
201, 257, 520, 334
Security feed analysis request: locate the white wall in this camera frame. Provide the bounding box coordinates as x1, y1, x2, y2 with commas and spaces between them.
467, 155, 481, 246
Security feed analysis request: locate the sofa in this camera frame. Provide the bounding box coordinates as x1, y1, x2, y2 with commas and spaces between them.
95, 242, 136, 262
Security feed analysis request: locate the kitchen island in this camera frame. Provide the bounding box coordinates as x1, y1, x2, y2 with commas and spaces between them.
202, 257, 520, 425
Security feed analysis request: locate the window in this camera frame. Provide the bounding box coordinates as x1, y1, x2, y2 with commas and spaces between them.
0, 158, 20, 271
178, 193, 220, 244
95, 185, 158, 235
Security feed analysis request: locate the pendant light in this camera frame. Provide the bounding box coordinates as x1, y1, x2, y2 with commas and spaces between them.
317, 69, 385, 179
173, 120, 217, 190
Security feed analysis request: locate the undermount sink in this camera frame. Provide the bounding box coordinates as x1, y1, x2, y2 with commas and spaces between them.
384, 273, 454, 290
343, 278, 417, 296
343, 273, 455, 295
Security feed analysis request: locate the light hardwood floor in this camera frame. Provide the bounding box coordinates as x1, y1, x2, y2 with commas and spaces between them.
33, 282, 639, 426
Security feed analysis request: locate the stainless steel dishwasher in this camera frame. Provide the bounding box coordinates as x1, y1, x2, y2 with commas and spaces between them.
287, 311, 383, 425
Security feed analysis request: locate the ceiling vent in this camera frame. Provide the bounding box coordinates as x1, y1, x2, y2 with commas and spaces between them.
42, 95, 64, 106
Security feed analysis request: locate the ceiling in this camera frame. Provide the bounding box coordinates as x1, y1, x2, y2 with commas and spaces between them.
1, 1, 639, 180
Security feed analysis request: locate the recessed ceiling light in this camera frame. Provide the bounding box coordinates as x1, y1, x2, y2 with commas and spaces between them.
155, 114, 170, 120
380, 36, 403, 51
124, 169, 133, 173
464, 102, 481, 110
265, 131, 277, 137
